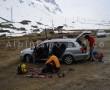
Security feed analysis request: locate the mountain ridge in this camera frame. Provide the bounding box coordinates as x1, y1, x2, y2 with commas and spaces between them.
1, 0, 62, 14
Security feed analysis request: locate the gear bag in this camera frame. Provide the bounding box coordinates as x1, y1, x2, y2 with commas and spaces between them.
17, 63, 28, 74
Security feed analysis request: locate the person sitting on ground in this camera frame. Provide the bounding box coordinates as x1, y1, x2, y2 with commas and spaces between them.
41, 53, 61, 74
84, 34, 95, 61
93, 50, 104, 62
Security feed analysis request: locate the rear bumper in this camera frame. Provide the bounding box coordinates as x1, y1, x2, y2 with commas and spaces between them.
74, 53, 89, 61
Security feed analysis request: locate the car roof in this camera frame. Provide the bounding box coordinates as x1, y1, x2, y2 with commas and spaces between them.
43, 38, 77, 43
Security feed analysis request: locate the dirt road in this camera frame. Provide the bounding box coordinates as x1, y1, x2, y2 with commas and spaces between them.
0, 37, 110, 90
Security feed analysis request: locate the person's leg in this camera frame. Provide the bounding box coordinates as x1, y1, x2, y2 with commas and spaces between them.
54, 67, 60, 73
32, 53, 36, 63
47, 64, 54, 73
89, 47, 94, 61
33, 53, 39, 64
42, 64, 53, 73
41, 65, 47, 73
97, 52, 103, 62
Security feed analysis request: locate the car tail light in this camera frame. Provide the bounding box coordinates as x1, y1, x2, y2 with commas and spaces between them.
80, 47, 86, 53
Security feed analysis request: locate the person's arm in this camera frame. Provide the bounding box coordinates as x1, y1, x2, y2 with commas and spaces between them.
45, 55, 53, 64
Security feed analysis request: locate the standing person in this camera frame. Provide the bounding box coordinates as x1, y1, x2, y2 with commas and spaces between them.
51, 43, 61, 58
84, 35, 95, 61
33, 45, 38, 63
33, 45, 43, 63
43, 43, 49, 58
60, 43, 66, 57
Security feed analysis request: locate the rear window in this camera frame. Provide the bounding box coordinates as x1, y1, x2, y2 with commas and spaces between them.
67, 42, 75, 48
54, 42, 75, 48
41, 41, 76, 49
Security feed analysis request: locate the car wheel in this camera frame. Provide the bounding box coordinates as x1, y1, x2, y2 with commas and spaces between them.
24, 54, 33, 63
63, 55, 74, 65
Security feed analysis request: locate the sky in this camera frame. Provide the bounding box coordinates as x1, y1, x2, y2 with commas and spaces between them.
0, 0, 110, 29
57, 0, 110, 19
55, 0, 110, 28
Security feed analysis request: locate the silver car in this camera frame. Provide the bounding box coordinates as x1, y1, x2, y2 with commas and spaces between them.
20, 38, 89, 65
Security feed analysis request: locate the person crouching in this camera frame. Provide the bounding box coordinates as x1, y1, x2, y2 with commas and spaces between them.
41, 54, 60, 74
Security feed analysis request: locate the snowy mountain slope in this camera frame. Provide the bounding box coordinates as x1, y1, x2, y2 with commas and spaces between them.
0, 0, 63, 26
0, 0, 62, 14
0, 0, 63, 36
0, 16, 53, 37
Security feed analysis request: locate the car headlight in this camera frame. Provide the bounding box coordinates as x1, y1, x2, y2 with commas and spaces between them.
20, 51, 23, 53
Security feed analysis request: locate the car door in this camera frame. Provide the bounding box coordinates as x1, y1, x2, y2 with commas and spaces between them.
65, 42, 81, 54
37, 42, 49, 60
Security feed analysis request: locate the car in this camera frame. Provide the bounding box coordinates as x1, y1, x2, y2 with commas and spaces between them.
96, 30, 107, 38
20, 38, 89, 65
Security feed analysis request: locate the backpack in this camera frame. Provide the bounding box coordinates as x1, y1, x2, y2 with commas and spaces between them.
17, 63, 28, 74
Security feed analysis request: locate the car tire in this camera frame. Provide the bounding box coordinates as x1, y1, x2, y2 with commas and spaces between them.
23, 54, 33, 63
63, 55, 74, 65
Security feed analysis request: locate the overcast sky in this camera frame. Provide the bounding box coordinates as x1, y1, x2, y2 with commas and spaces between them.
57, 0, 110, 19
0, 0, 110, 29
54, 0, 110, 28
